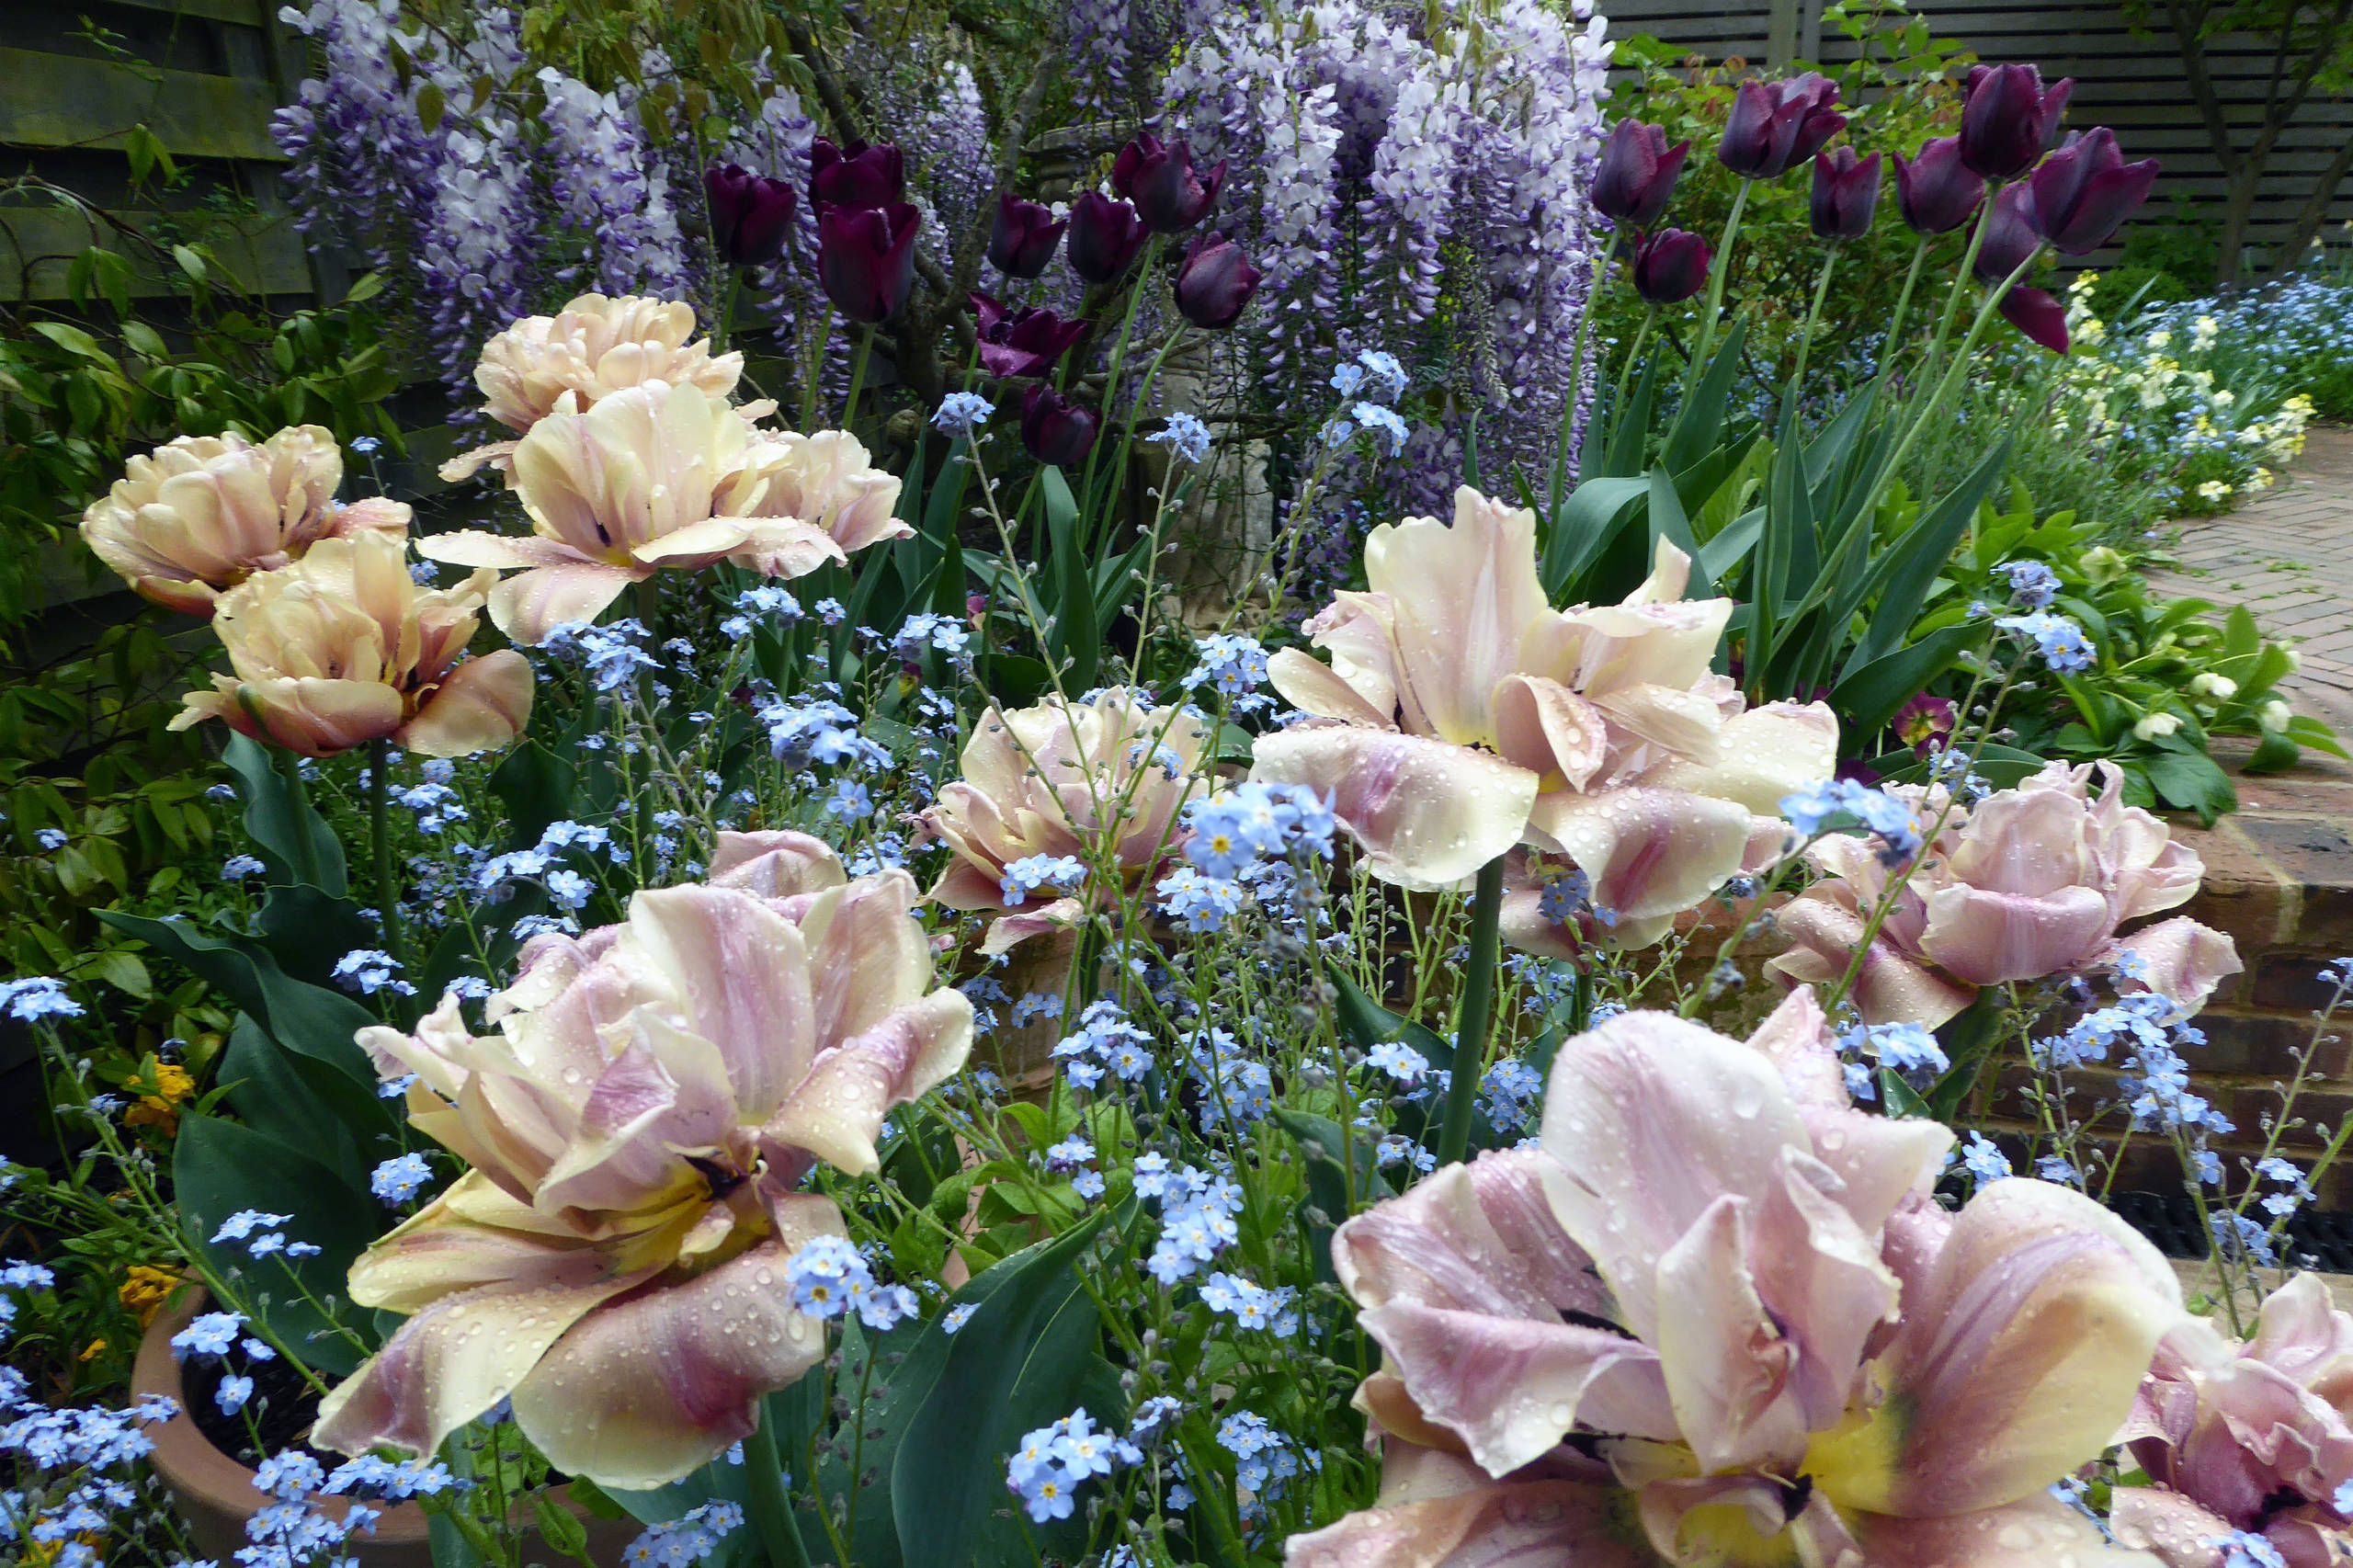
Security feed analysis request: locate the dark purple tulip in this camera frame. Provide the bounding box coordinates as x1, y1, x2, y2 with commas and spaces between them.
1972, 182, 2045, 285
818, 202, 920, 324
2029, 128, 2159, 254
1999, 287, 2070, 354
1066, 191, 1150, 283
703, 164, 799, 267
1173, 232, 1262, 329
809, 138, 905, 213
1631, 228, 1711, 304
1893, 136, 1984, 235
1110, 133, 1226, 233
1592, 119, 1692, 228
1958, 63, 2074, 179
1809, 148, 1882, 239
970, 292, 1090, 379
1717, 73, 1846, 180
1020, 383, 1099, 467
987, 193, 1066, 278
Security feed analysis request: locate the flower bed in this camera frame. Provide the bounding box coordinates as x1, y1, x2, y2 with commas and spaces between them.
13, 12, 2353, 1568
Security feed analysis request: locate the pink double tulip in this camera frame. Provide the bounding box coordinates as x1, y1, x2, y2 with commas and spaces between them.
2112, 1273, 2353, 1566
419, 381, 876, 644
441, 293, 747, 482
316, 840, 970, 1488
80, 426, 409, 615
1770, 759, 2240, 1027
1289, 989, 2188, 1568
921, 688, 1211, 953
169, 529, 530, 759
1252, 485, 1836, 944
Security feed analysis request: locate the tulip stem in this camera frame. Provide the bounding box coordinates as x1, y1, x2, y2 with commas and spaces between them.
1608, 305, 1659, 448
1880, 235, 1931, 381
1783, 241, 1839, 422
1681, 178, 1752, 403
744, 1397, 811, 1568
369, 736, 404, 992
1913, 182, 1998, 408
1436, 855, 1506, 1169
842, 324, 876, 430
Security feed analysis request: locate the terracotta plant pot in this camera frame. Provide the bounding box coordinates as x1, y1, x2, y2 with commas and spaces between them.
133, 1290, 641, 1566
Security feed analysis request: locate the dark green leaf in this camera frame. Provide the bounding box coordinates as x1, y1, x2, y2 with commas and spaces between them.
223, 733, 346, 893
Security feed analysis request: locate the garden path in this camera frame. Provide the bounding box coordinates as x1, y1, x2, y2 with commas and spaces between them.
2153, 425, 2353, 734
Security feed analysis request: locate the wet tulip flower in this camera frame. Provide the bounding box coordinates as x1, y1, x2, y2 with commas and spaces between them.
1173, 232, 1263, 328
1717, 72, 1845, 180
702, 163, 798, 267
2029, 127, 2159, 253
1631, 227, 1711, 304
1110, 132, 1225, 233
807, 138, 904, 212
1066, 191, 1151, 282
1592, 119, 1691, 229
987, 192, 1065, 277
1020, 383, 1100, 467
1892, 135, 1985, 235
1959, 62, 2074, 179
1809, 147, 1882, 239
969, 292, 1089, 379
818, 202, 920, 324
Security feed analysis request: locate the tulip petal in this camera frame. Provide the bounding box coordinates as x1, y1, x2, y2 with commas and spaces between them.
415, 528, 583, 569
761, 989, 973, 1173
2097, 916, 2242, 1018
708, 830, 847, 898
1917, 881, 2116, 985
788, 869, 938, 1048
2108, 1486, 2233, 1568
1539, 1013, 1812, 1340
1768, 893, 1978, 1029
1855, 1494, 2169, 1566
1268, 645, 1394, 729
438, 442, 519, 483
1250, 726, 1538, 892
1522, 786, 1752, 928
1362, 488, 1548, 748
1284, 1446, 1650, 1568
343, 1171, 608, 1315
1652, 1192, 1814, 1473
1813, 1177, 2184, 1517
629, 515, 752, 566
490, 562, 642, 645
981, 896, 1085, 955
510, 1203, 843, 1490
1633, 700, 1840, 812
1493, 675, 1608, 790
723, 517, 849, 579
618, 885, 817, 1122
400, 649, 534, 758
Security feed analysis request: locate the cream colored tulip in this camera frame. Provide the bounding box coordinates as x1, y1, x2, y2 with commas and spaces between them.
171, 529, 531, 759
920, 688, 1211, 952
317, 853, 971, 1488
440, 294, 745, 482
80, 426, 408, 614
419, 381, 848, 644
716, 427, 912, 571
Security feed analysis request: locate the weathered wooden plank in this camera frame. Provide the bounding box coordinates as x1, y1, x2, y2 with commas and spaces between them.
0, 206, 312, 301
93, 0, 270, 24
0, 48, 283, 162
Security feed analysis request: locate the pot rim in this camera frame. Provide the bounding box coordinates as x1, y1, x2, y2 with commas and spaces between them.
131, 1284, 433, 1544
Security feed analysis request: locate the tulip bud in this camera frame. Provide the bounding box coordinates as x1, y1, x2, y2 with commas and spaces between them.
1020, 384, 1100, 467
1717, 73, 1845, 180
1174, 232, 1263, 329
1066, 191, 1150, 283
1809, 148, 1881, 239
818, 203, 920, 324
1892, 136, 1984, 235
970, 292, 1090, 379
2028, 128, 2159, 254
703, 164, 800, 267
987, 193, 1066, 278
1594, 119, 1692, 228
809, 138, 905, 212
1110, 133, 1226, 233
1958, 63, 2073, 179
1631, 228, 1711, 304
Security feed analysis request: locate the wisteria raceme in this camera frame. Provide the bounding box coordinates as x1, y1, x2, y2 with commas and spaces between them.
534, 66, 689, 297
842, 33, 996, 256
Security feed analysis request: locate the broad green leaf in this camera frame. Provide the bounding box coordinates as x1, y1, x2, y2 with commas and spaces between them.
97, 911, 380, 1086
223, 733, 347, 893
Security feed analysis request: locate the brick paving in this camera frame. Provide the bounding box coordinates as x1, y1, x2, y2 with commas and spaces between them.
2152, 425, 2353, 733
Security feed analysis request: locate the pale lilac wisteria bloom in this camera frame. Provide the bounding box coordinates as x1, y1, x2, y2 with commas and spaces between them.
1770, 759, 2241, 1028
2111, 1273, 2353, 1566
1288, 989, 2188, 1568
1252, 486, 1835, 943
